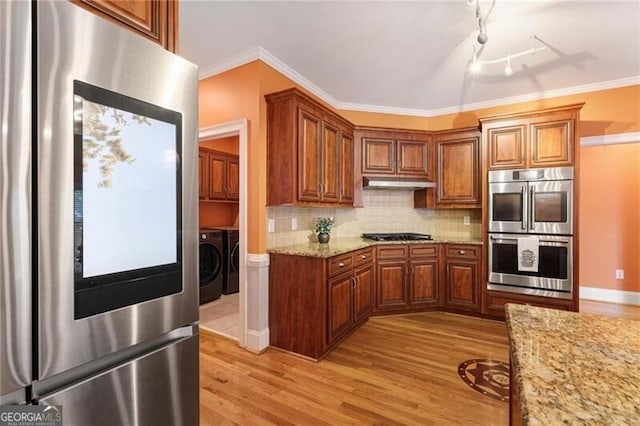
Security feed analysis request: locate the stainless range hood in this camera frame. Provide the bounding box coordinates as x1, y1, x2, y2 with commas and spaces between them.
363, 176, 436, 190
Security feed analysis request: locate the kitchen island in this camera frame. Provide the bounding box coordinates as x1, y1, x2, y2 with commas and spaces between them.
505, 303, 640, 425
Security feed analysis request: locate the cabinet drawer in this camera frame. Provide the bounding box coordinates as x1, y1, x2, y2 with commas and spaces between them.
328, 253, 354, 277
486, 291, 573, 317
410, 244, 438, 258
376, 245, 409, 259
445, 245, 480, 259
354, 247, 374, 267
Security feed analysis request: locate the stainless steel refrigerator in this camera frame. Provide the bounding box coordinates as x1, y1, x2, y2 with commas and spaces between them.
1, 1, 199, 424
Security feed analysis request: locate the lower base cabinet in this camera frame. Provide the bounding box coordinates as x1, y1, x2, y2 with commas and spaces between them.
269, 247, 374, 360
443, 244, 481, 313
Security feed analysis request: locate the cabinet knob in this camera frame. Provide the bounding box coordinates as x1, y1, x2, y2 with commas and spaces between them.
339, 262, 345, 267
459, 250, 466, 255
361, 255, 367, 259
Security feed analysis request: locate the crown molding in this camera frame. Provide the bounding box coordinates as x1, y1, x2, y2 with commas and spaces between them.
198, 47, 640, 119
581, 132, 640, 147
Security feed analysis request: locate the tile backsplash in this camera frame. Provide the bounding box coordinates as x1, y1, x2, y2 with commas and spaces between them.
267, 190, 481, 247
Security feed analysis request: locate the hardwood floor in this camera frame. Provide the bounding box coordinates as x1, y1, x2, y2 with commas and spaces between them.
200, 313, 509, 425
580, 299, 640, 320
199, 300, 640, 425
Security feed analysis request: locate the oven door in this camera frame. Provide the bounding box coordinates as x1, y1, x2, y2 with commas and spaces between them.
488, 234, 572, 299
488, 182, 529, 234
529, 180, 573, 235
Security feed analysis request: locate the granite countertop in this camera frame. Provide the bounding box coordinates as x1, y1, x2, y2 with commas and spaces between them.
505, 303, 640, 425
267, 237, 483, 258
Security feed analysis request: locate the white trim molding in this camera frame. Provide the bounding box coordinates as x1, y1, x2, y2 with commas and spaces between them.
246, 252, 270, 353
580, 286, 640, 306
580, 132, 640, 147
198, 119, 249, 349
198, 46, 640, 119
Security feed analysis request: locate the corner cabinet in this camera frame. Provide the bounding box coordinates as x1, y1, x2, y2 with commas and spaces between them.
71, 0, 178, 52
266, 88, 355, 206
269, 247, 374, 360
199, 148, 239, 202
374, 244, 440, 314
481, 104, 584, 170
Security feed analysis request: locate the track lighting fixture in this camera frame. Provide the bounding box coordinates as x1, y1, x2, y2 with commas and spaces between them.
504, 55, 513, 76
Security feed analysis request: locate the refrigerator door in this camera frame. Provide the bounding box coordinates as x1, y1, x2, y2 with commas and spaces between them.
0, 0, 32, 404
38, 334, 199, 425
36, 0, 198, 381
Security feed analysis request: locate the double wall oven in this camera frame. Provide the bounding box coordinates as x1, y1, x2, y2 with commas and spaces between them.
488, 167, 574, 299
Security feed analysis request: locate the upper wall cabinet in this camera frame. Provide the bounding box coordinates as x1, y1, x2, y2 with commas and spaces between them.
481, 104, 584, 170
266, 88, 355, 206
199, 148, 239, 202
414, 127, 480, 209
357, 128, 433, 179
71, 0, 178, 52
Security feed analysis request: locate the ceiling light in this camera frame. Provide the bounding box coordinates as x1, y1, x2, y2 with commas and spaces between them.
469, 35, 546, 76
504, 55, 513, 76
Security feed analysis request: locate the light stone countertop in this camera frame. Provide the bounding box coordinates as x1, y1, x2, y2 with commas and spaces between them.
505, 303, 640, 426
267, 237, 483, 258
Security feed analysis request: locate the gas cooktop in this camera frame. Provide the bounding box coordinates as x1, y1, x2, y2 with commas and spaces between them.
362, 233, 433, 241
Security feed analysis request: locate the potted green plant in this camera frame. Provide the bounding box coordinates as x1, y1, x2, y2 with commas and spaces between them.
315, 217, 335, 243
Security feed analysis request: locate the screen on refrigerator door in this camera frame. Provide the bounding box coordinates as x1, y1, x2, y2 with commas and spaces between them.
73, 80, 183, 319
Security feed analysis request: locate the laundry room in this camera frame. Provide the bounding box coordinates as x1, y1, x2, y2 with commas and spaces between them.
198, 134, 241, 339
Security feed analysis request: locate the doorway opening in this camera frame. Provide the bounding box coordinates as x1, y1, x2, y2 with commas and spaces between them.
197, 120, 248, 348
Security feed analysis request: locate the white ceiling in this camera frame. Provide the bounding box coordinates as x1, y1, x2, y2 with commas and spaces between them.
179, 0, 640, 116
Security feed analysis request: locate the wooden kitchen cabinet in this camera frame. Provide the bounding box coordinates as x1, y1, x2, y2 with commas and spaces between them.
414, 127, 481, 208
358, 127, 434, 179
269, 247, 374, 360
484, 290, 574, 319
374, 244, 441, 313
71, 0, 178, 52
481, 104, 583, 170
443, 244, 481, 313
266, 88, 355, 206
199, 148, 239, 202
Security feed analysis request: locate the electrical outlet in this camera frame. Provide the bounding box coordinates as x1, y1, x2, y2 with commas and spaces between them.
268, 219, 275, 233
463, 216, 470, 226
291, 218, 297, 230
616, 269, 624, 279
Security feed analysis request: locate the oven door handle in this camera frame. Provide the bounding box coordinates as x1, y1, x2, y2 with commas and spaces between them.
489, 235, 570, 244
530, 186, 536, 230
521, 185, 528, 230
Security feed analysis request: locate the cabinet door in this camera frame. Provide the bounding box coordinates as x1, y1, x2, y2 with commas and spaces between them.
409, 259, 439, 307
340, 133, 354, 203
72, 0, 177, 52
298, 108, 322, 202
226, 156, 240, 200
444, 260, 479, 311
208, 154, 226, 200
362, 138, 395, 174
328, 273, 354, 344
321, 123, 340, 203
354, 264, 374, 321
198, 150, 208, 200
529, 119, 573, 167
437, 137, 480, 206
488, 125, 527, 170
375, 260, 407, 311
396, 140, 429, 177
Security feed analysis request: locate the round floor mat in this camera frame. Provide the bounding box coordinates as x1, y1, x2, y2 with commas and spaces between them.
457, 359, 510, 402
